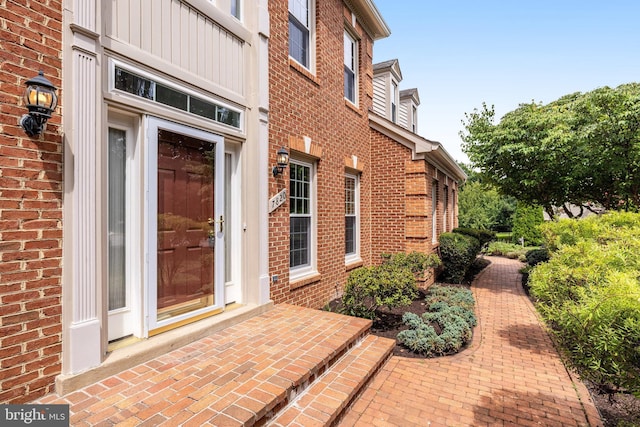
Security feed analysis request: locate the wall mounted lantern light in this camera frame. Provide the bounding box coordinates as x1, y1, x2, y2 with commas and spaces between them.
20, 71, 58, 137
272, 146, 290, 177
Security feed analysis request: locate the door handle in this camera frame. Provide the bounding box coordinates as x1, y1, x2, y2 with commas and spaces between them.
207, 215, 224, 234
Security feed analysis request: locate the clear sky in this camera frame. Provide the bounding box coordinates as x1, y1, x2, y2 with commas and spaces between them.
371, 1, 640, 163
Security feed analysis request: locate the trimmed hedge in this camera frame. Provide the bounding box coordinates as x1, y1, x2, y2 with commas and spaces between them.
452, 227, 496, 246
341, 263, 417, 320
439, 232, 481, 283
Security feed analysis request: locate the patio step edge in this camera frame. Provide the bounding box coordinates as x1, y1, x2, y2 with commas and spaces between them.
265, 334, 395, 427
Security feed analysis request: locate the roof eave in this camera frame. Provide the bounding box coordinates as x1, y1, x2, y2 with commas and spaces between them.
345, 0, 391, 40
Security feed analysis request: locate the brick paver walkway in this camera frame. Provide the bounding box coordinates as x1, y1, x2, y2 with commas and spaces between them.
339, 256, 604, 427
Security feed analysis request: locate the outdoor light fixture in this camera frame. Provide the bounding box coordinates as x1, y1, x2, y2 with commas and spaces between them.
20, 71, 58, 137
272, 146, 290, 177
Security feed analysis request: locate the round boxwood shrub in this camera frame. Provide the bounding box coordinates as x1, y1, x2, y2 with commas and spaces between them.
439, 232, 481, 283
341, 263, 418, 320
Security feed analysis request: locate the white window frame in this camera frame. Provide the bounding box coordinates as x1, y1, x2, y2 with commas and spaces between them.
432, 181, 438, 243
288, 0, 315, 72
344, 30, 358, 104
289, 158, 317, 280
231, 0, 241, 20
391, 80, 398, 123
345, 173, 360, 264
107, 111, 144, 341
443, 185, 449, 232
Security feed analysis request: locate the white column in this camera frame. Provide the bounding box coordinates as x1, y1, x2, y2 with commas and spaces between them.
62, 1, 102, 375
257, 0, 271, 304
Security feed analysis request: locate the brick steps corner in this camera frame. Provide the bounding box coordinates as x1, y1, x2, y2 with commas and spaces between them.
266, 334, 395, 426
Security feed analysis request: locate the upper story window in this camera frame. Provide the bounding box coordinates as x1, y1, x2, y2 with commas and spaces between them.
391, 80, 398, 123
412, 105, 418, 132
344, 31, 357, 104
289, 0, 312, 69
231, 0, 240, 19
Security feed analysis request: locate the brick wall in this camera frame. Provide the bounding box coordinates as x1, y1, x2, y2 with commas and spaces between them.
268, 0, 374, 308
370, 128, 409, 259
0, 1, 63, 403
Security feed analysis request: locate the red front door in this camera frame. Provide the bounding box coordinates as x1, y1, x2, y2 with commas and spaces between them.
148, 118, 225, 333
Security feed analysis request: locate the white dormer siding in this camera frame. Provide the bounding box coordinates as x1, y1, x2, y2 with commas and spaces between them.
372, 59, 402, 122
373, 74, 386, 116
400, 88, 420, 133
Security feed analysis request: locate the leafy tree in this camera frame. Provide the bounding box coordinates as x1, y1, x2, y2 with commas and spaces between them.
458, 181, 516, 231
460, 83, 640, 217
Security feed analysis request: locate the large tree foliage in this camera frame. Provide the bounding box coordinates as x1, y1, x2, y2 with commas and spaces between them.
461, 83, 640, 217
458, 181, 516, 231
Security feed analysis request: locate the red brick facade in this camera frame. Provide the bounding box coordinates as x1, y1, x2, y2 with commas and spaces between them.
0, 1, 63, 403
268, 0, 462, 307
268, 0, 376, 307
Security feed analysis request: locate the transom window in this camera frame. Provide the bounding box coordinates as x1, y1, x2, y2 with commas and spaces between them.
113, 65, 242, 129
344, 31, 357, 103
289, 0, 311, 68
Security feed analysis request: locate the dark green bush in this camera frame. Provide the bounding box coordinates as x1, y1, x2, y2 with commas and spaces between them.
511, 203, 544, 246
439, 232, 481, 283
397, 285, 476, 356
452, 228, 496, 246
341, 263, 418, 320
524, 248, 549, 266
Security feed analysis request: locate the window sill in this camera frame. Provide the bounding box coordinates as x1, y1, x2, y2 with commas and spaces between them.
346, 258, 364, 271
289, 58, 319, 86
345, 99, 363, 116
289, 271, 322, 290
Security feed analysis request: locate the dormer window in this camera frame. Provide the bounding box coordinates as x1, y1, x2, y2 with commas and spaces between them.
344, 31, 357, 104
391, 80, 398, 123
412, 105, 417, 132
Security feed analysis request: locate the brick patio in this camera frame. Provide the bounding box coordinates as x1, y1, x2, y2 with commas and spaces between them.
35, 256, 603, 426
338, 256, 603, 427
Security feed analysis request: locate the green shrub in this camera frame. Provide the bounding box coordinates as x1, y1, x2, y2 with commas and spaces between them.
485, 241, 539, 260
439, 232, 481, 283
341, 263, 418, 320
381, 252, 441, 275
452, 228, 496, 246
423, 285, 475, 311
529, 211, 640, 396
524, 248, 549, 266
397, 285, 476, 356
511, 203, 544, 245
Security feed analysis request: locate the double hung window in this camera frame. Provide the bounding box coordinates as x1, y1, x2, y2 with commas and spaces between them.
345, 174, 360, 261
290, 160, 315, 275
344, 31, 357, 103
289, 0, 311, 68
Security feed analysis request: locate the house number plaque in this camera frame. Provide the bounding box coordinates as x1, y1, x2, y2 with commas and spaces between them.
269, 189, 287, 213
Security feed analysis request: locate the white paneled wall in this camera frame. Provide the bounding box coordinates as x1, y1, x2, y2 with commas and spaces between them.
107, 0, 245, 95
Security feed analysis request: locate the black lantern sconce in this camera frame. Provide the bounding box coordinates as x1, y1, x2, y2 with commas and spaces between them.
20, 71, 58, 137
272, 147, 290, 177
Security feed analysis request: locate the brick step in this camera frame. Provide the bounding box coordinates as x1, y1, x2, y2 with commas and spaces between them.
34, 305, 385, 426
266, 334, 395, 427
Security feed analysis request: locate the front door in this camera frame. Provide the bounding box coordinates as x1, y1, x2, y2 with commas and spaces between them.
147, 118, 225, 335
